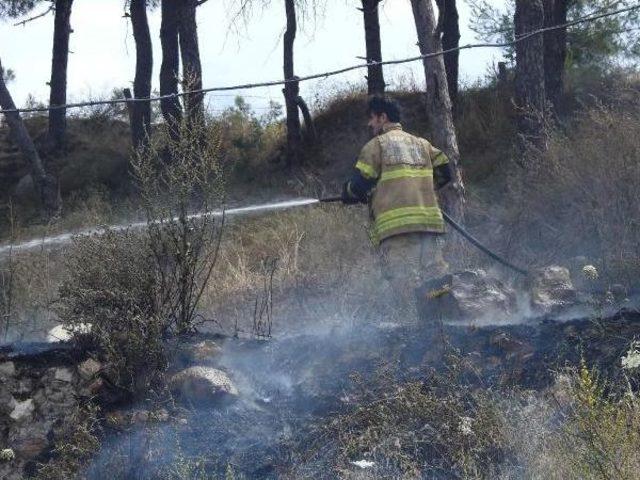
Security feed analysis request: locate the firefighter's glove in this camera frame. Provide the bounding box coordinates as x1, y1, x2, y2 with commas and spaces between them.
341, 181, 361, 205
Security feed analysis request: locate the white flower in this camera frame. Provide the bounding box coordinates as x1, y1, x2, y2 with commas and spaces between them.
582, 265, 599, 281
351, 460, 375, 469
621, 341, 640, 370
458, 416, 474, 436
0, 448, 15, 462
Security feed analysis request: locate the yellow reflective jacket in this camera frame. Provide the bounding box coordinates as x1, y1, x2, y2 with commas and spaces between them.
354, 123, 448, 244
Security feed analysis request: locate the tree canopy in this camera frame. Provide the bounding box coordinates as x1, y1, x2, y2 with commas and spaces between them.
465, 0, 640, 68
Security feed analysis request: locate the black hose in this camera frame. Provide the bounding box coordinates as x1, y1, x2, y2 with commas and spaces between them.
319, 196, 528, 276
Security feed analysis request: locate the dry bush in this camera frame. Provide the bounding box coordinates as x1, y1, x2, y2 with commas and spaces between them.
0, 205, 61, 342
550, 365, 640, 479
498, 102, 640, 284
34, 404, 102, 480
132, 114, 225, 335
58, 114, 225, 391
500, 365, 640, 480
57, 229, 167, 393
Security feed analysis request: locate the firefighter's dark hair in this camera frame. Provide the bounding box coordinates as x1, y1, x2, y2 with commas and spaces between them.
367, 95, 401, 123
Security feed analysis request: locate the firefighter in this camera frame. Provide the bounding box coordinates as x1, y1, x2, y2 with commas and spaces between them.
342, 95, 452, 297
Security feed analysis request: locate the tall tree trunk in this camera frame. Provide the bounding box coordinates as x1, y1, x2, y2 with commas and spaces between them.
360, 0, 385, 95
160, 0, 182, 137
130, 0, 153, 151
410, 0, 465, 221
434, 0, 460, 112
48, 0, 73, 152
1, 60, 61, 216
515, 0, 546, 150
283, 0, 302, 167
543, 0, 568, 111
178, 0, 204, 123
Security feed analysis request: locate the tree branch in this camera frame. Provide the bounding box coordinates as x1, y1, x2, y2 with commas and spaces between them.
13, 5, 55, 27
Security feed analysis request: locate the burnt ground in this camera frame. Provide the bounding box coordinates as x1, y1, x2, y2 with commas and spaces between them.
79, 307, 640, 479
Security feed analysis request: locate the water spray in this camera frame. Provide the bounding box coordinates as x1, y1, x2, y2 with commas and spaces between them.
0, 195, 529, 276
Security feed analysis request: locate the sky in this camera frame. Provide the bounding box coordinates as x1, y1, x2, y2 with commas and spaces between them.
0, 0, 508, 113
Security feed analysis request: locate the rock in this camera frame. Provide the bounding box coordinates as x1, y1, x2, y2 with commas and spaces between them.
77, 358, 101, 380
9, 399, 34, 422
528, 266, 576, 315
0, 362, 16, 377
418, 270, 517, 323
46, 323, 92, 343
169, 366, 238, 403
53, 368, 74, 383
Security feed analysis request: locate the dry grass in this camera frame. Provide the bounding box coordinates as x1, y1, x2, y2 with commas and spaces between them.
314, 371, 506, 479
493, 101, 640, 285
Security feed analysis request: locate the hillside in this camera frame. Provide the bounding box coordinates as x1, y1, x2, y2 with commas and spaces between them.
1, 74, 640, 479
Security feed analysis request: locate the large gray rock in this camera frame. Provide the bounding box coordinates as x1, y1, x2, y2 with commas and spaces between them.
169, 366, 238, 403
418, 270, 517, 324
528, 266, 576, 315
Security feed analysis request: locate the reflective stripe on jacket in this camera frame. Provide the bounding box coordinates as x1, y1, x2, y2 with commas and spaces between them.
354, 123, 448, 244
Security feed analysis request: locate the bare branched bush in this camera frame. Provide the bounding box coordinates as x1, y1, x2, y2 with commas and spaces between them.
132, 114, 225, 335
58, 114, 225, 392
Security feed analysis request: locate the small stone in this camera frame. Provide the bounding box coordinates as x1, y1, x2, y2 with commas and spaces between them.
53, 368, 74, 383
0, 362, 16, 377
77, 358, 101, 381
9, 399, 34, 422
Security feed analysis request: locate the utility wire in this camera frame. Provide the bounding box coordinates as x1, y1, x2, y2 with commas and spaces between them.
1, 3, 639, 115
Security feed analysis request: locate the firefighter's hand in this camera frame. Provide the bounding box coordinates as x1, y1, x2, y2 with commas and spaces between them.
341, 182, 360, 205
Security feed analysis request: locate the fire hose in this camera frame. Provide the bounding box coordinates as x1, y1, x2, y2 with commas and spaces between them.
319, 196, 528, 276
